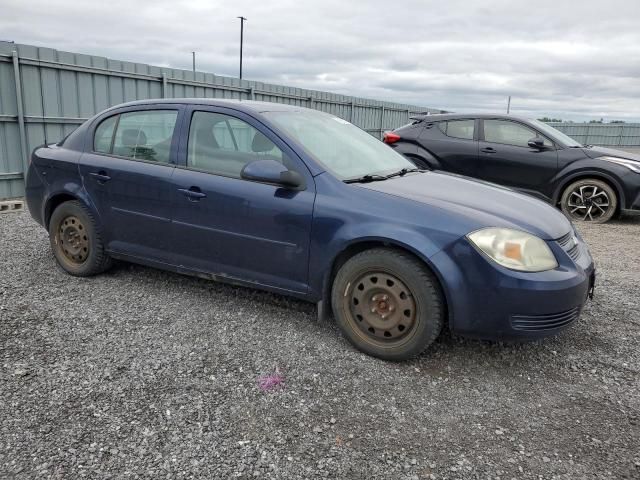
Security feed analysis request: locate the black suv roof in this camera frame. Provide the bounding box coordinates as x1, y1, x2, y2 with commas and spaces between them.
411, 113, 533, 123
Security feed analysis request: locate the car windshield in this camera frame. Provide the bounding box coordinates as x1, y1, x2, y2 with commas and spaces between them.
529, 119, 583, 147
263, 110, 414, 180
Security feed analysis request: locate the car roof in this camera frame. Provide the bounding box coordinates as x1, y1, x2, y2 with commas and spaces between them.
410, 112, 534, 123
108, 98, 308, 114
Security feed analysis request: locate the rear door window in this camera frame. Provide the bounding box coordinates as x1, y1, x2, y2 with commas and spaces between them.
94, 115, 118, 153
94, 110, 179, 163
438, 120, 475, 140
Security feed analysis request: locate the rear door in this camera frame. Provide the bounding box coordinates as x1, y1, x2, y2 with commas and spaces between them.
169, 106, 316, 294
418, 119, 479, 176
78, 106, 183, 261
478, 119, 559, 199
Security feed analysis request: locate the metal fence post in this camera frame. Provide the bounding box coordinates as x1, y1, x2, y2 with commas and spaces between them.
407, 108, 411, 123
12, 50, 29, 179
380, 105, 385, 138
250, 87, 255, 100
162, 72, 168, 98
308, 96, 314, 110
350, 100, 355, 122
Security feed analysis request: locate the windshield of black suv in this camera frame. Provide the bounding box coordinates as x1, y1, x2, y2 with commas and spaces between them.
263, 110, 414, 180
529, 119, 583, 148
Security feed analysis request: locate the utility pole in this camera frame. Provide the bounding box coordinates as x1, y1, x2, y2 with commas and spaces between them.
507, 96, 511, 114
237, 16, 247, 79
192, 51, 196, 73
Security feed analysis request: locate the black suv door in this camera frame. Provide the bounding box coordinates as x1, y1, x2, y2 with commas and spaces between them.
478, 119, 559, 200
418, 119, 479, 176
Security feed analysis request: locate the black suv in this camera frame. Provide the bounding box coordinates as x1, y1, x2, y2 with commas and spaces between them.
385, 114, 640, 223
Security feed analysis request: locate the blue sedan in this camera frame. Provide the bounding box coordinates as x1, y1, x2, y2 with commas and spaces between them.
25, 99, 595, 360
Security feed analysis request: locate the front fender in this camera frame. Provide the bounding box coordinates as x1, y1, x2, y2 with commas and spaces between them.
308, 215, 458, 301
552, 165, 627, 206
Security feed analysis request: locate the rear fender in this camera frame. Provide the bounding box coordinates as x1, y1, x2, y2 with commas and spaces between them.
413, 145, 441, 170
42, 183, 101, 231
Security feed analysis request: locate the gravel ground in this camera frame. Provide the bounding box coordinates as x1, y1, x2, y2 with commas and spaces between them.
1, 210, 639, 479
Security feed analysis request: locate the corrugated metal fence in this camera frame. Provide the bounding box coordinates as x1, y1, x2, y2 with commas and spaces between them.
0, 41, 442, 200
549, 123, 640, 148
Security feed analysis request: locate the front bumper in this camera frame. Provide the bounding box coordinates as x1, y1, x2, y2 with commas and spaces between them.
620, 169, 640, 213
431, 233, 595, 340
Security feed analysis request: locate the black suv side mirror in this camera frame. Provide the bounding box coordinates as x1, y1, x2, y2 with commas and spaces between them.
527, 137, 546, 149
241, 159, 303, 189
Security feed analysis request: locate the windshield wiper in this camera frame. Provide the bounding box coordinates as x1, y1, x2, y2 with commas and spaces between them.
344, 168, 425, 184
343, 174, 389, 184
384, 167, 424, 179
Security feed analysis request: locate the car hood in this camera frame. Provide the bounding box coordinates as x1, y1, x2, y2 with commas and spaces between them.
583, 145, 640, 162
358, 172, 572, 240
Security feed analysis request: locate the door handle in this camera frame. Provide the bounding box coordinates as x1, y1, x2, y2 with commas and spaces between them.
89, 171, 112, 182
480, 147, 496, 154
178, 187, 207, 201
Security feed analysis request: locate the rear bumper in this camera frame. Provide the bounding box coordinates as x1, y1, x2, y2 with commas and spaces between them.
431, 235, 595, 341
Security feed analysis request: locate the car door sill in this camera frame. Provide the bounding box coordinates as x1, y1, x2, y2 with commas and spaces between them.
107, 250, 310, 298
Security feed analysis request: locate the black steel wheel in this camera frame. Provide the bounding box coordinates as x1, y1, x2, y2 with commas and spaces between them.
49, 200, 112, 276
560, 179, 617, 224
331, 248, 444, 361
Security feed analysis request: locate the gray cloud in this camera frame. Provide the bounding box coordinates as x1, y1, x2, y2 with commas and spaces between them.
2, 0, 640, 121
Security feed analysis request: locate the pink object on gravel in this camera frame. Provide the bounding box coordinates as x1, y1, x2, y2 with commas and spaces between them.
257, 370, 285, 392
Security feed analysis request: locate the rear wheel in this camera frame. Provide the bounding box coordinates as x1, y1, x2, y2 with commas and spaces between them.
560, 179, 617, 223
331, 248, 444, 361
49, 200, 112, 276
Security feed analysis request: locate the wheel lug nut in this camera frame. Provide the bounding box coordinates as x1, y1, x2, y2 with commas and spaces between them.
383, 295, 388, 301
371, 308, 376, 313
389, 306, 395, 311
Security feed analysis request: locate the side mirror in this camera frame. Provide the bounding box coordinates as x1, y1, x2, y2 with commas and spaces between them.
528, 137, 546, 149
241, 159, 303, 189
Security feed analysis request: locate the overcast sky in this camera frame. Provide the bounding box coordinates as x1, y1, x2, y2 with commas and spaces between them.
2, 0, 640, 121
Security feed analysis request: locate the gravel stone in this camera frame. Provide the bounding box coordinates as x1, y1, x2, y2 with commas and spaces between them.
1, 210, 639, 478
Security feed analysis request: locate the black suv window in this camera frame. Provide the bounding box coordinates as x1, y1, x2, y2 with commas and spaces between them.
438, 120, 475, 140
94, 110, 178, 163
187, 111, 284, 178
484, 120, 552, 148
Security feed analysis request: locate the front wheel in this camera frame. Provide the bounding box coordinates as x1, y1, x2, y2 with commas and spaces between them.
560, 179, 617, 223
331, 248, 445, 361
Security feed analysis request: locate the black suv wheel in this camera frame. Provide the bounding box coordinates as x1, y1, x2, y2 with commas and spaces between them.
560, 179, 617, 223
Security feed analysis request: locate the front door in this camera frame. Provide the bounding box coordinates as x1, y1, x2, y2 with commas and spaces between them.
78, 107, 182, 261
478, 119, 559, 200
170, 107, 315, 294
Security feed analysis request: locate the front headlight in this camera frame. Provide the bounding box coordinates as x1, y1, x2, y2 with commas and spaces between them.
599, 156, 640, 173
467, 228, 558, 272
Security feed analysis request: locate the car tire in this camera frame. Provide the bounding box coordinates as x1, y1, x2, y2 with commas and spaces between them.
331, 248, 444, 361
49, 200, 112, 276
560, 179, 617, 223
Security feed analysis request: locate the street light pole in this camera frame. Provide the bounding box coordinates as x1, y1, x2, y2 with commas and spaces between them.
237, 16, 247, 79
